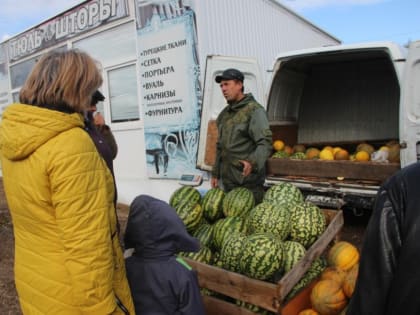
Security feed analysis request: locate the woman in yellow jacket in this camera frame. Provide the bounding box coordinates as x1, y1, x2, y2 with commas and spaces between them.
0, 50, 135, 315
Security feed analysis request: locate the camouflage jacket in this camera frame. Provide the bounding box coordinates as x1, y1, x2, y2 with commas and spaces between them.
212, 93, 272, 188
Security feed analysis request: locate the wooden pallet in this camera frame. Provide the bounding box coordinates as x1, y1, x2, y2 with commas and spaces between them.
185, 209, 344, 314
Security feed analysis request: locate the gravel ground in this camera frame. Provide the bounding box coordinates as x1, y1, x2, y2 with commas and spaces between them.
0, 178, 368, 314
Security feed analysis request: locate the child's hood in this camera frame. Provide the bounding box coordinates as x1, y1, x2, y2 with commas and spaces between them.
124, 194, 200, 258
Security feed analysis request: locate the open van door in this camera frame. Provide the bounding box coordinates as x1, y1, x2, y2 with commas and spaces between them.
196, 55, 265, 171
400, 40, 420, 166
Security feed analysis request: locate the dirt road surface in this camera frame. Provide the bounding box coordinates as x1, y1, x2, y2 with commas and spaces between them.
0, 178, 368, 314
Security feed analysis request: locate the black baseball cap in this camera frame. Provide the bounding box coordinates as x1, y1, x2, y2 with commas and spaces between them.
215, 68, 244, 83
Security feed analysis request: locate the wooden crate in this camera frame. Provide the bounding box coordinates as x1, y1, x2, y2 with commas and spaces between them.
266, 158, 400, 183
185, 209, 344, 315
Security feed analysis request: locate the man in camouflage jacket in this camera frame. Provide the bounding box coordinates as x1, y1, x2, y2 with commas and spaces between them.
211, 68, 272, 203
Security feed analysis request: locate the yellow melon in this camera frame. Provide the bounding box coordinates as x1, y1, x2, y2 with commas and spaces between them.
327, 241, 360, 271
334, 149, 350, 160
273, 140, 285, 152
306, 147, 320, 160
355, 151, 370, 162
310, 280, 348, 315
320, 149, 334, 160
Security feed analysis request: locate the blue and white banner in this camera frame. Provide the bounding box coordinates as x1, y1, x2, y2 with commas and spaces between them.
136, 0, 201, 179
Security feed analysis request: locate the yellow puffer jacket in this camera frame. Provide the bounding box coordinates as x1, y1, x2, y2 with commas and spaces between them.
0, 104, 135, 315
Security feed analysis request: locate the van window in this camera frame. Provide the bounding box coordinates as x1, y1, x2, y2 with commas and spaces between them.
108, 64, 140, 122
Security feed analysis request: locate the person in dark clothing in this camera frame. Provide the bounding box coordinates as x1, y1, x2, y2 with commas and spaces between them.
85, 90, 120, 231
211, 68, 272, 203
84, 90, 118, 174
124, 194, 206, 315
346, 162, 420, 315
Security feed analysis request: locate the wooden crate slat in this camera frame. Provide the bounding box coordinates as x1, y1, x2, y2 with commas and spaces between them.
185, 258, 279, 312
266, 158, 399, 182
202, 296, 258, 315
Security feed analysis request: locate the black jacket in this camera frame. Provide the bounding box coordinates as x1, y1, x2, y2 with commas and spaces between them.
124, 195, 206, 315
347, 162, 420, 315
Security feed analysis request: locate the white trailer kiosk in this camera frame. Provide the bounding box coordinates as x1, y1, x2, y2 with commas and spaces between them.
0, 0, 339, 204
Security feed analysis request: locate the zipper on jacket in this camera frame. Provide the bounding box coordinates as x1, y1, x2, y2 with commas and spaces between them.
115, 295, 130, 315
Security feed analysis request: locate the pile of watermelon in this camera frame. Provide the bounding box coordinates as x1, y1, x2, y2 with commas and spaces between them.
170, 183, 328, 308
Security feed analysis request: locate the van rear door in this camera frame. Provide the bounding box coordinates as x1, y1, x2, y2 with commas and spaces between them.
400, 40, 420, 166
197, 55, 265, 171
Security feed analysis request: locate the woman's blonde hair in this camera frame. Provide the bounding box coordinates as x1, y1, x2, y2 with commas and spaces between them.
19, 49, 102, 113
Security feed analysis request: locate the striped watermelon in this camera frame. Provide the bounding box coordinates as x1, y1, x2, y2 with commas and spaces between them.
290, 201, 326, 248
281, 240, 307, 273
192, 223, 214, 248
235, 300, 270, 315
174, 199, 203, 233
239, 233, 283, 280
219, 232, 247, 272
247, 202, 291, 241
169, 186, 201, 209
212, 216, 247, 251
180, 246, 213, 264
223, 187, 255, 218
201, 187, 225, 222
263, 182, 304, 210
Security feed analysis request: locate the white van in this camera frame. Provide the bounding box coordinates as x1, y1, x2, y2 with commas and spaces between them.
256, 40, 420, 213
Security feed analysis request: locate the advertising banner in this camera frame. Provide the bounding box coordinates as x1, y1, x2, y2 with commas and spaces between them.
136, 0, 201, 179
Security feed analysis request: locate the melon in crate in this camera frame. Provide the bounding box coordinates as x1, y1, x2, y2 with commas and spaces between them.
239, 233, 283, 281
201, 187, 225, 222
223, 187, 255, 218
179, 246, 213, 264
263, 182, 304, 210
247, 202, 291, 241
281, 240, 307, 274
173, 199, 203, 233
290, 201, 326, 248
192, 223, 214, 248
218, 231, 247, 273
169, 185, 201, 209
212, 216, 247, 251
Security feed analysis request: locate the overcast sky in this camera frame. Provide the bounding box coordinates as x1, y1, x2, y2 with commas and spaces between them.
1, 0, 419, 45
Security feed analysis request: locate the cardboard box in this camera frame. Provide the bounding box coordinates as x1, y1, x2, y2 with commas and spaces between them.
185, 209, 344, 314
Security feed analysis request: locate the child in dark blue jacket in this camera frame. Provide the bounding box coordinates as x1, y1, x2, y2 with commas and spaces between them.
124, 194, 206, 315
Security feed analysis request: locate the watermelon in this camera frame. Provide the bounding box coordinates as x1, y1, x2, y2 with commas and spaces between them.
247, 202, 290, 241
201, 187, 225, 222
223, 187, 255, 218
179, 246, 212, 264
272, 151, 289, 159
212, 216, 247, 251
290, 201, 326, 248
192, 223, 214, 248
219, 232, 246, 272
174, 199, 203, 233
281, 240, 307, 273
239, 233, 283, 280
169, 186, 201, 209
263, 182, 304, 210
236, 300, 270, 315
290, 152, 306, 160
